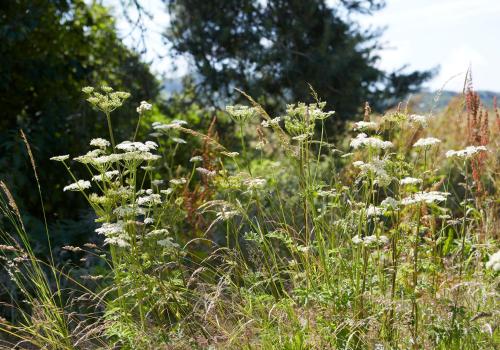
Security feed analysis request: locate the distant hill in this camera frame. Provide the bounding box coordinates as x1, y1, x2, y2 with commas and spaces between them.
410, 90, 500, 113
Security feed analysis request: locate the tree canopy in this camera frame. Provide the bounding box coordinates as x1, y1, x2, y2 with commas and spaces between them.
0, 0, 159, 235
165, 0, 434, 122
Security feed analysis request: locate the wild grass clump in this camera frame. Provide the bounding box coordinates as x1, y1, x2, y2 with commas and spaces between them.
1, 85, 498, 349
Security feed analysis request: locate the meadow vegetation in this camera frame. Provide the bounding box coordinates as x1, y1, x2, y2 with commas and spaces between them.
0, 84, 498, 349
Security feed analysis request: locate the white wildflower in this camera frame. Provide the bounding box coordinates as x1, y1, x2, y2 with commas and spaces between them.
353, 121, 377, 131
90, 138, 110, 149
366, 205, 383, 217
409, 114, 428, 125
161, 188, 174, 195
136, 101, 152, 114
352, 235, 363, 245
92, 170, 119, 182
170, 177, 187, 186
116, 141, 157, 152
317, 189, 336, 197
137, 193, 162, 206
353, 157, 392, 187
350, 133, 393, 150
144, 218, 154, 225
63, 180, 91, 192
74, 149, 105, 164
146, 229, 169, 238
485, 250, 500, 271
401, 191, 450, 205
104, 236, 130, 248
445, 145, 488, 159
226, 105, 255, 123
151, 179, 164, 186
244, 177, 267, 190
381, 197, 398, 208
196, 167, 216, 177
190, 156, 203, 162
152, 120, 187, 131
261, 117, 281, 128
352, 234, 388, 246
400, 177, 423, 185
221, 151, 239, 158
50, 155, 69, 162
95, 222, 124, 236
413, 137, 441, 148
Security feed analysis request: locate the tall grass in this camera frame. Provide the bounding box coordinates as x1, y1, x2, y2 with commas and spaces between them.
0, 85, 498, 349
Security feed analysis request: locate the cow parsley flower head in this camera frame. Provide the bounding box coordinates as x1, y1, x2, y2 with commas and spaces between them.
400, 177, 423, 185
116, 140, 158, 152
485, 250, 500, 271
353, 157, 392, 187
50, 155, 70, 162
137, 193, 162, 206
409, 114, 428, 126
401, 191, 450, 205
244, 177, 267, 190
353, 121, 377, 131
366, 205, 383, 217
190, 156, 203, 162
413, 137, 441, 148
196, 167, 216, 177
170, 177, 187, 186
350, 133, 393, 150
90, 138, 111, 149
136, 101, 152, 114
226, 105, 256, 124
221, 151, 239, 158
381, 197, 398, 208
352, 234, 389, 246
63, 180, 91, 192
92, 170, 119, 182
445, 145, 488, 159
152, 120, 187, 131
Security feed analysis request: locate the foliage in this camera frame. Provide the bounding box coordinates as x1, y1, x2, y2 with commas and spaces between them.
1, 86, 498, 349
0, 0, 159, 236
165, 0, 434, 122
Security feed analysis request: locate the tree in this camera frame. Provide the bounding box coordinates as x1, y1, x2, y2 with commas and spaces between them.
0, 0, 159, 238
164, 0, 434, 123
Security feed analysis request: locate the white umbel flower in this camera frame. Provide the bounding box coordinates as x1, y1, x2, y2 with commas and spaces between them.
50, 155, 70, 162
445, 146, 487, 159
116, 140, 158, 152
90, 138, 110, 149
190, 156, 203, 162
63, 180, 91, 192
92, 170, 119, 182
350, 133, 393, 150
409, 114, 428, 125
485, 250, 500, 271
401, 191, 450, 205
353, 121, 377, 131
136, 101, 152, 114
352, 234, 389, 246
400, 177, 423, 185
381, 197, 398, 208
366, 205, 383, 217
413, 137, 441, 148
196, 167, 216, 177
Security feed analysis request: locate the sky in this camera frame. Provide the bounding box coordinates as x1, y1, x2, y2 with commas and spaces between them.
107, 0, 500, 92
